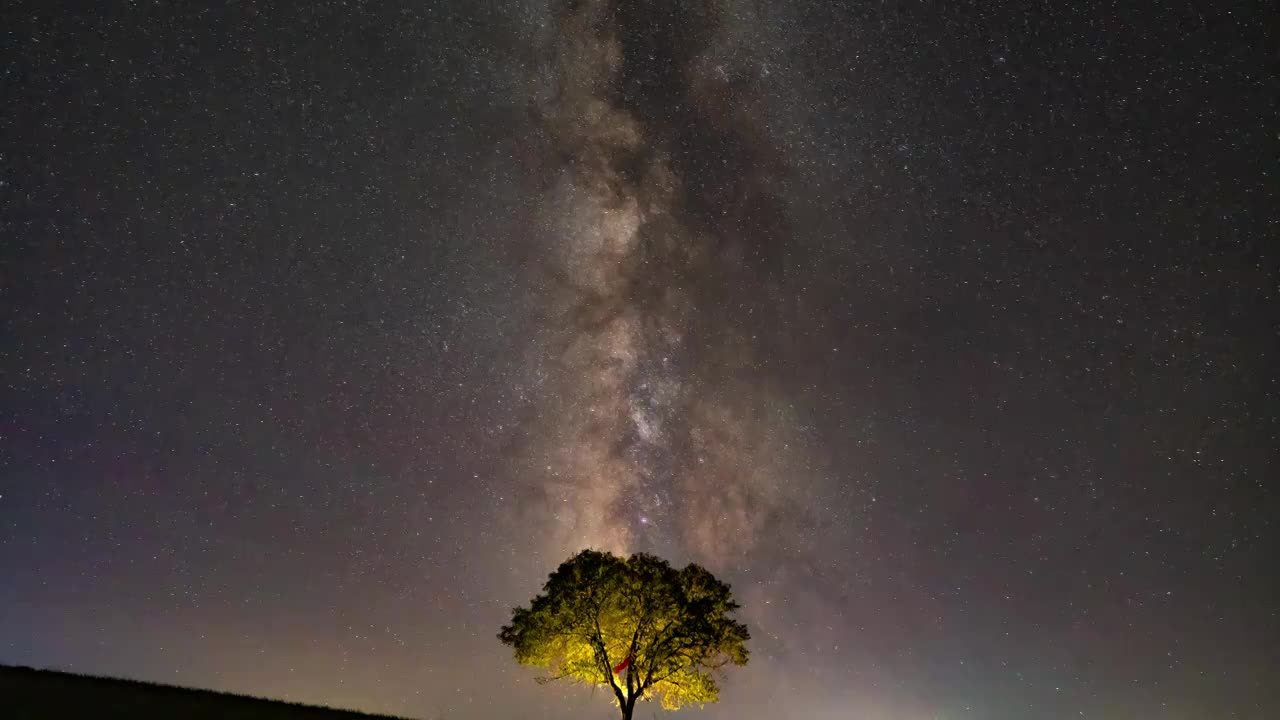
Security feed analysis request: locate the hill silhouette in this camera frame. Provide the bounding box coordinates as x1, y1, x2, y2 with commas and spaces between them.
1, 664, 412, 720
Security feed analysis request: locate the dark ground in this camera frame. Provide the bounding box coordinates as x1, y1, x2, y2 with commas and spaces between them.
0, 665, 412, 720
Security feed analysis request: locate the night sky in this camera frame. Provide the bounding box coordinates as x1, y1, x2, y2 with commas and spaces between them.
3, 2, 1276, 719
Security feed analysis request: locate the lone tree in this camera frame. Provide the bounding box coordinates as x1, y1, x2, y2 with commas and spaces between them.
499, 549, 750, 719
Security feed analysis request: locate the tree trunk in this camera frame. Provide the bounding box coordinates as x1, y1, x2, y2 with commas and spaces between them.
620, 700, 634, 720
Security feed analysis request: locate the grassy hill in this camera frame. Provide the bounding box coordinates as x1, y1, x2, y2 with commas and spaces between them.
1, 665, 412, 720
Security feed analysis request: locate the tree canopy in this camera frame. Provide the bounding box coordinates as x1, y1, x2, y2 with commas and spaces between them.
498, 549, 750, 719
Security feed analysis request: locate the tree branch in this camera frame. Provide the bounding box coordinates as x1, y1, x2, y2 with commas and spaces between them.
591, 610, 626, 707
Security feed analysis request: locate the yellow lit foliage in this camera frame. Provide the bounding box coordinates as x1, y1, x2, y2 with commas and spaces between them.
499, 550, 749, 718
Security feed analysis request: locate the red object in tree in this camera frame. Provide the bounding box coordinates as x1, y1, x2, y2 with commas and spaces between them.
612, 655, 632, 674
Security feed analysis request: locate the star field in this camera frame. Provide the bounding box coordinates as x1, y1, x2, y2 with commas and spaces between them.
2, 2, 1276, 719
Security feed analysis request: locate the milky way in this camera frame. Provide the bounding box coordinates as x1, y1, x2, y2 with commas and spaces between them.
505, 0, 828, 571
